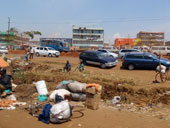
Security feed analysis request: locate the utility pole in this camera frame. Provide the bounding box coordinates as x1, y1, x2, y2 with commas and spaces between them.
8, 17, 10, 43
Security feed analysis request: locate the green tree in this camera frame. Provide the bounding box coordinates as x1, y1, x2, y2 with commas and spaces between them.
24, 31, 42, 39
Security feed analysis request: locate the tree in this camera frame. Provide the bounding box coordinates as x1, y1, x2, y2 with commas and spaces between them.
24, 31, 42, 39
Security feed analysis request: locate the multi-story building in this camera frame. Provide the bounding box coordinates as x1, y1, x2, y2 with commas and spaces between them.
72, 26, 104, 48
137, 31, 164, 46
115, 38, 136, 49
0, 31, 29, 48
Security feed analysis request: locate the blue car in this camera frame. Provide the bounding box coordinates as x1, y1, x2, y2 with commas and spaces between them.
80, 51, 118, 68
122, 52, 170, 70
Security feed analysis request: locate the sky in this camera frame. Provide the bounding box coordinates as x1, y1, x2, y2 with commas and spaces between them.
0, 0, 170, 44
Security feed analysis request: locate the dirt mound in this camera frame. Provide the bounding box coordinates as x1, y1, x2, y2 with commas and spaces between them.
60, 52, 80, 57
102, 84, 170, 105
14, 84, 36, 101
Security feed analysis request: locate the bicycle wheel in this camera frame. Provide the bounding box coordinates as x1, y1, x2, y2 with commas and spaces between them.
155, 72, 167, 83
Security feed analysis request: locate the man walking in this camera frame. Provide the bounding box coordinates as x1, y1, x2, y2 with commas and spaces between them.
30, 47, 34, 59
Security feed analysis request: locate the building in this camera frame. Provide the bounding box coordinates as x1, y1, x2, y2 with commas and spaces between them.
115, 38, 136, 49
0, 31, 29, 49
72, 26, 104, 48
40, 38, 72, 46
137, 31, 164, 46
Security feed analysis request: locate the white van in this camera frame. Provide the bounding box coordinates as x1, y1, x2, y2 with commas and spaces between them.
151, 46, 170, 56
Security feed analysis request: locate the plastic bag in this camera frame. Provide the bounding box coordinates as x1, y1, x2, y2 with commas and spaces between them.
50, 100, 71, 124
71, 92, 86, 101
49, 89, 70, 102
67, 81, 86, 93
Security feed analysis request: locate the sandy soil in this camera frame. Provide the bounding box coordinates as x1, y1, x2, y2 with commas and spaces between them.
1, 107, 170, 128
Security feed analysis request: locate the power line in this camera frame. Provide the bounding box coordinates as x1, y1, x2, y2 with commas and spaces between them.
10, 16, 170, 25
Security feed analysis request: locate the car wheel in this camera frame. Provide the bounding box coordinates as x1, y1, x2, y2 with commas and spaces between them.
109, 55, 113, 57
128, 64, 135, 70
100, 63, 106, 69
36, 52, 40, 57
82, 60, 86, 64
48, 53, 52, 57
167, 53, 170, 56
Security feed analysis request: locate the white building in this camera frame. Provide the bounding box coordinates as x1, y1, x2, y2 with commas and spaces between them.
72, 26, 104, 48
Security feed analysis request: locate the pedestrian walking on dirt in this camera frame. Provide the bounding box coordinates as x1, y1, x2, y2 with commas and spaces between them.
30, 47, 34, 59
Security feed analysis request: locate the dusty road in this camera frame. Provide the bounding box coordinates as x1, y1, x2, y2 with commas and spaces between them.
1, 55, 170, 128
1, 107, 170, 128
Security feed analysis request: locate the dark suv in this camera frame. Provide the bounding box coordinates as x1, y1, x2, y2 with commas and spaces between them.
122, 52, 170, 70
80, 51, 118, 68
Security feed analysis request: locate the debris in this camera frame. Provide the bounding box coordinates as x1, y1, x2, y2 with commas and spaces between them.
111, 96, 121, 105
85, 84, 102, 110
34, 80, 48, 95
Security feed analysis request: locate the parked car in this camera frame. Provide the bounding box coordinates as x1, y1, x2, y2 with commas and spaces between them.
119, 49, 140, 59
80, 51, 118, 68
97, 49, 118, 58
0, 47, 8, 54
35, 46, 60, 57
151, 46, 170, 56
122, 52, 170, 70
101, 46, 119, 53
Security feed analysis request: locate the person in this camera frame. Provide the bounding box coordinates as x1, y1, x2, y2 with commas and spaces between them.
26, 49, 30, 61
30, 47, 34, 59
64, 61, 71, 72
79, 62, 85, 72
0, 68, 12, 96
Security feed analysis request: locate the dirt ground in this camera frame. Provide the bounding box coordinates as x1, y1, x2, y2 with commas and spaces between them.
1, 55, 170, 128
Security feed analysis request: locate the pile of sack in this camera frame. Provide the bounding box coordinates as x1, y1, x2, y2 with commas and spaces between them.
53, 80, 86, 101
34, 80, 85, 124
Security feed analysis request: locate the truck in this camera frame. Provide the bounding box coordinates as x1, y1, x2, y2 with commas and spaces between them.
40, 39, 70, 52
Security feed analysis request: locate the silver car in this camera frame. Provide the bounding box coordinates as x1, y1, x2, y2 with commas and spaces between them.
119, 49, 140, 59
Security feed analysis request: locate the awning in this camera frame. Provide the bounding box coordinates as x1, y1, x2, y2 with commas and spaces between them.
0, 58, 9, 68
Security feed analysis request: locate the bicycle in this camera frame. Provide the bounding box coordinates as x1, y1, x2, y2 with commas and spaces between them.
74, 64, 84, 72
155, 68, 169, 83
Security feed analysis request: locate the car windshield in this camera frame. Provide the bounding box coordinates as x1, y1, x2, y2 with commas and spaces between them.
97, 52, 109, 58
48, 48, 55, 50
149, 53, 158, 59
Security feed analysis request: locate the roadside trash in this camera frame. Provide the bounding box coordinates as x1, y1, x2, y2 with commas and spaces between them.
55, 94, 64, 103
86, 83, 101, 92
12, 83, 18, 89
56, 80, 73, 90
38, 95, 48, 102
71, 92, 86, 101
0, 100, 26, 110
111, 96, 121, 105
50, 100, 71, 124
67, 81, 86, 93
49, 89, 71, 102
29, 102, 42, 116
38, 104, 52, 124
6, 94, 16, 101
85, 84, 102, 110
35, 80, 48, 95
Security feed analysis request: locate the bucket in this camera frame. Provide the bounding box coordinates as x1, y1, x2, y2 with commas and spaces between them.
35, 80, 48, 95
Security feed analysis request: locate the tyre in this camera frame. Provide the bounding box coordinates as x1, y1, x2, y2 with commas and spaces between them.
48, 53, 52, 57
155, 72, 167, 83
109, 55, 113, 57
167, 53, 170, 56
100, 63, 106, 69
128, 64, 135, 70
36, 52, 40, 57
82, 60, 86, 65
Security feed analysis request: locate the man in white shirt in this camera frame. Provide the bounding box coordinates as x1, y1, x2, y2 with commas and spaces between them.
29, 47, 34, 59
